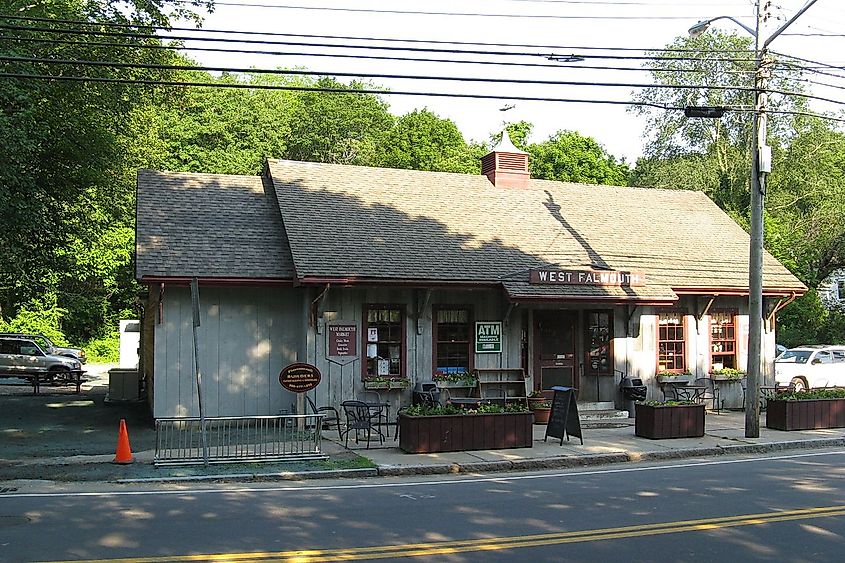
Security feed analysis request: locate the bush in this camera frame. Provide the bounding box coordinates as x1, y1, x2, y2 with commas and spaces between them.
0, 295, 69, 345
83, 332, 120, 363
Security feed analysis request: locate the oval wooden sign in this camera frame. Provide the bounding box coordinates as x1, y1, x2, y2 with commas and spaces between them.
279, 363, 322, 393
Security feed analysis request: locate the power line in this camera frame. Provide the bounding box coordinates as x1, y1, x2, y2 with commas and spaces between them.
770, 50, 845, 73
5, 55, 842, 107
9, 35, 762, 79
163, 1, 741, 20
8, 36, 753, 75
0, 22, 761, 63
5, 70, 842, 124
0, 54, 768, 93
0, 14, 757, 54
0, 71, 679, 108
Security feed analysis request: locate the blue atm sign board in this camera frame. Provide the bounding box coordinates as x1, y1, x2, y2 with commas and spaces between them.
475, 322, 502, 353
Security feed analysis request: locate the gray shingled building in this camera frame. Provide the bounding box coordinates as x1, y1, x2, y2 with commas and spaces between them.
136, 135, 805, 419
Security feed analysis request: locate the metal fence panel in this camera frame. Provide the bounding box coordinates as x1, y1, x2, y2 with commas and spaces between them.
155, 414, 327, 466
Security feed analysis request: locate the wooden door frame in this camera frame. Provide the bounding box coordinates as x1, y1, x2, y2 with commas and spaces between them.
533, 310, 579, 392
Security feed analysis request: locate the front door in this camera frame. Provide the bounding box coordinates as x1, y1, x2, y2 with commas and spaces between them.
534, 311, 578, 392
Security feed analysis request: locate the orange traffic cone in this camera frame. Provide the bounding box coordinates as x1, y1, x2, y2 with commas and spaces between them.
113, 418, 134, 464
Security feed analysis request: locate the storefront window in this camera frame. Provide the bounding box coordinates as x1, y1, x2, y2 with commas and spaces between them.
710, 310, 737, 370
434, 307, 472, 375
658, 311, 686, 372
363, 306, 404, 378
586, 310, 612, 375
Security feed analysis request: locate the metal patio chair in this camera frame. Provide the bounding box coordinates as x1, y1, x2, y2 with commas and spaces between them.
693, 377, 722, 412
341, 400, 384, 449
305, 395, 342, 440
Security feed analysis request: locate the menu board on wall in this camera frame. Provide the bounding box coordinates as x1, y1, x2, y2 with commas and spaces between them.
326, 322, 359, 366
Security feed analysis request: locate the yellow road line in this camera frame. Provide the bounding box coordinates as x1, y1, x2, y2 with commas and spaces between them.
40, 505, 845, 563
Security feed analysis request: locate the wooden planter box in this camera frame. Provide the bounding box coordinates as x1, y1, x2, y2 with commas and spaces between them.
399, 412, 533, 453
766, 398, 845, 431
635, 403, 705, 439
657, 374, 692, 384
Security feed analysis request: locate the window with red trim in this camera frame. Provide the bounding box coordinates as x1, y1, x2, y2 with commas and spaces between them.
363, 306, 405, 378
658, 311, 686, 372
710, 310, 737, 370
433, 307, 472, 375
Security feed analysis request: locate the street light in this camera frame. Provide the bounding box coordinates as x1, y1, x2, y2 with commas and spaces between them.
689, 0, 818, 438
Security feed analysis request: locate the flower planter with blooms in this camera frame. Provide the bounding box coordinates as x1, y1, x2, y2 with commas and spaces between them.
528, 391, 552, 424
766, 388, 845, 431
398, 403, 532, 453
635, 401, 705, 439
432, 370, 477, 388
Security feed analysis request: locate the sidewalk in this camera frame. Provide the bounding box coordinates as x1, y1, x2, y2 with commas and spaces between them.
1, 368, 844, 484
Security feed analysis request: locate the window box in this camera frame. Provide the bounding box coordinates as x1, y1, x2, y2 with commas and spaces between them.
656, 373, 692, 384
364, 378, 409, 391
635, 403, 705, 439
398, 411, 533, 453
766, 398, 845, 431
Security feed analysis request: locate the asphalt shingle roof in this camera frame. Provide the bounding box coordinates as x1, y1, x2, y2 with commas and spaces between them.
265, 159, 804, 294
135, 169, 295, 280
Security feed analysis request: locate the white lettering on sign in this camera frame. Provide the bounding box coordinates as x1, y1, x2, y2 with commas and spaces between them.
529, 269, 645, 286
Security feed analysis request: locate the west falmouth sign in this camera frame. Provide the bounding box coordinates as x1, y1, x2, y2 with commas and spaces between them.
529, 269, 646, 287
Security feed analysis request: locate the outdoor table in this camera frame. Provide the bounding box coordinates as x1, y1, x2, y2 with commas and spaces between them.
662, 382, 706, 403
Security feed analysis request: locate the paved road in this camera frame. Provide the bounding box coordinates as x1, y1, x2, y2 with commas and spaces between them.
3, 450, 845, 562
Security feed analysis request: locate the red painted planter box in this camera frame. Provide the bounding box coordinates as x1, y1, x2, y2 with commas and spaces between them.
635, 403, 705, 439
766, 398, 845, 431
398, 412, 534, 453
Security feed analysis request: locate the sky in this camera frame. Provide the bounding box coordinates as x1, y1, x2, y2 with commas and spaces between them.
171, 0, 844, 163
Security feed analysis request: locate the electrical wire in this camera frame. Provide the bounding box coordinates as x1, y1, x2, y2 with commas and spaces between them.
0, 37, 747, 74
0, 14, 757, 54
161, 1, 743, 20
0, 54, 772, 94
0, 23, 761, 63
8, 70, 840, 123
5, 35, 758, 76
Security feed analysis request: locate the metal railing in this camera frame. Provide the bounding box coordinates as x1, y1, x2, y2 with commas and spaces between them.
155, 414, 327, 466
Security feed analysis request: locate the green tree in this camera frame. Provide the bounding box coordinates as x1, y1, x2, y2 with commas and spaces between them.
528, 130, 629, 185
375, 109, 480, 173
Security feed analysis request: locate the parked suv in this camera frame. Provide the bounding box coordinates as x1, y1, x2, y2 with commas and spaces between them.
774, 345, 845, 391
0, 336, 83, 379
0, 332, 86, 363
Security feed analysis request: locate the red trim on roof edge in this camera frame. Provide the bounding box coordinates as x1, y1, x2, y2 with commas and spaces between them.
673, 286, 806, 297
139, 277, 295, 286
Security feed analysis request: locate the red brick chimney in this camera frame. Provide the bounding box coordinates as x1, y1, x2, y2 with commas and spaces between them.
481, 130, 529, 189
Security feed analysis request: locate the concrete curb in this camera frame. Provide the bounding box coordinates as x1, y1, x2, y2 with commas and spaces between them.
4, 436, 845, 485
374, 437, 845, 478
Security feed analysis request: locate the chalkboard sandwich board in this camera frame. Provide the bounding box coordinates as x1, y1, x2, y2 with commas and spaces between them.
544, 386, 583, 445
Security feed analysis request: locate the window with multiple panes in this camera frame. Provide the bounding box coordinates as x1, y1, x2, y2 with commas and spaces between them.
710, 310, 737, 370
363, 306, 405, 378
838, 279, 845, 301
658, 311, 686, 372
585, 310, 613, 375
433, 307, 472, 375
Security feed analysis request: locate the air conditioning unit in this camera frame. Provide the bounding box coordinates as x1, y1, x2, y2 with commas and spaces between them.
107, 368, 140, 402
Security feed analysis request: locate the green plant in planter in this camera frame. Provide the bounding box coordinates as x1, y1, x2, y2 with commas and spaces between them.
401, 403, 530, 416
710, 368, 746, 380
643, 400, 696, 407
776, 388, 845, 401
530, 400, 552, 409
432, 371, 477, 386
657, 371, 692, 379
